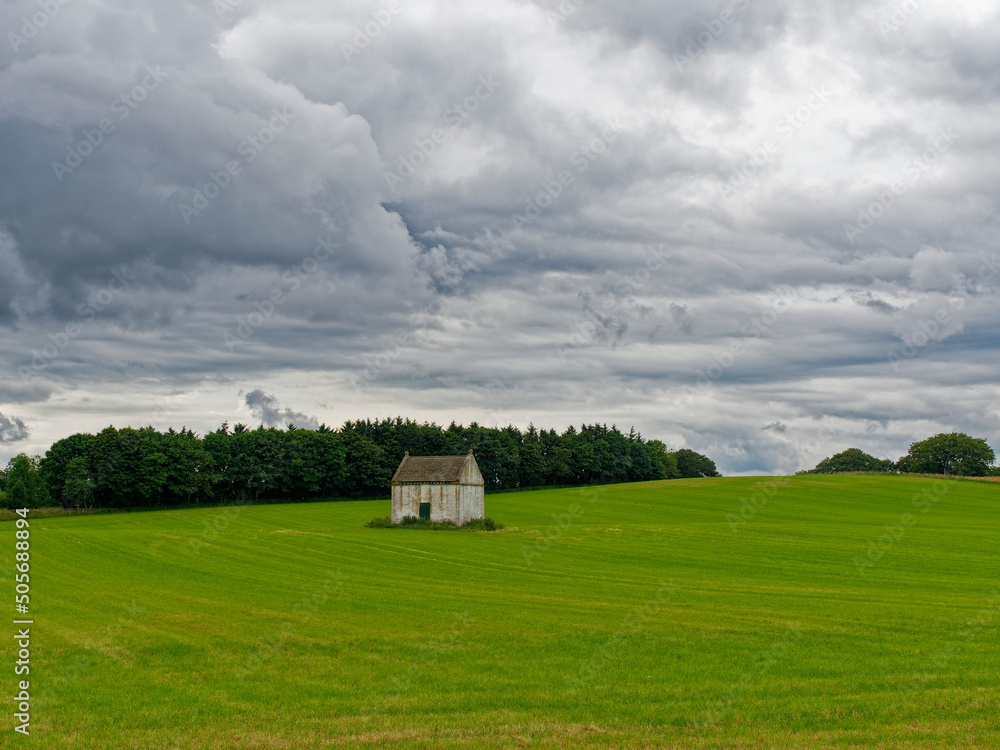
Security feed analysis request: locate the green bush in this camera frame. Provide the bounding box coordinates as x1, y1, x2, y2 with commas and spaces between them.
365, 516, 504, 531
804, 448, 895, 474
462, 517, 502, 531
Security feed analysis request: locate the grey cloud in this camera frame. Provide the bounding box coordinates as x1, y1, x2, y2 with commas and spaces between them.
1, 0, 998, 474
668, 302, 695, 335
908, 246, 958, 291
244, 389, 320, 430
0, 412, 29, 443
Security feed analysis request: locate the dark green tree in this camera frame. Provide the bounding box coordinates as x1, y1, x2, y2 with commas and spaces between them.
896, 433, 995, 476
3, 454, 48, 508
61, 456, 95, 509
540, 428, 574, 485
517, 424, 546, 488
646, 440, 680, 479
340, 431, 394, 497
276, 430, 347, 498
39, 432, 95, 503
674, 449, 721, 478
460, 423, 521, 492
30, 417, 718, 507
804, 448, 894, 474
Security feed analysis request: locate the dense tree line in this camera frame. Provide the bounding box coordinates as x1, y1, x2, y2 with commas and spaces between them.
801, 433, 997, 477
0, 418, 720, 509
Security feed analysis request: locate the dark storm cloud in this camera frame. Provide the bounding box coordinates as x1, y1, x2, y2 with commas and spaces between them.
0, 0, 428, 327
1, 0, 998, 473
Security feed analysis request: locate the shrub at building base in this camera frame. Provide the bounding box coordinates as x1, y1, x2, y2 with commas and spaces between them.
365, 516, 503, 531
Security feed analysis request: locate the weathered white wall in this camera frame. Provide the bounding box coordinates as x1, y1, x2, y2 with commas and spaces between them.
458, 457, 485, 487
457, 483, 485, 524
390, 484, 412, 523
391, 481, 484, 524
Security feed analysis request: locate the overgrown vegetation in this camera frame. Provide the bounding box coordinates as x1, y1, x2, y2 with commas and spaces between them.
4, 418, 719, 510
364, 515, 503, 531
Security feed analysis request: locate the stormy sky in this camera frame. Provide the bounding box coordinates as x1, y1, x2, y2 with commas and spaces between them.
1, 0, 998, 475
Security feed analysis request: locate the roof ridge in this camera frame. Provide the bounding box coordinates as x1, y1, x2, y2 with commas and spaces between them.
390, 452, 478, 484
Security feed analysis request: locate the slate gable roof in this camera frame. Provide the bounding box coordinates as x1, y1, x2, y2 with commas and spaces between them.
391, 453, 473, 483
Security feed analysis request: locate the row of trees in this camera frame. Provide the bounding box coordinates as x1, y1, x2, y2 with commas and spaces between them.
802, 433, 997, 476
0, 418, 720, 509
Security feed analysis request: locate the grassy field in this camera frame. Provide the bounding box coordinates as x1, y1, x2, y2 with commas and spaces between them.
4, 474, 1000, 749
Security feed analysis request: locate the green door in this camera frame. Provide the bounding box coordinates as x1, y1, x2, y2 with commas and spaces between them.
419, 502, 430, 520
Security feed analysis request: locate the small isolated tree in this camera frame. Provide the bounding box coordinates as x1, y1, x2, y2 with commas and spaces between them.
805, 448, 894, 474
897, 432, 995, 476
674, 449, 721, 478
3, 454, 48, 508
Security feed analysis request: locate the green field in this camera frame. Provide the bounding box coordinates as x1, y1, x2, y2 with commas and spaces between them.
5, 475, 1000, 749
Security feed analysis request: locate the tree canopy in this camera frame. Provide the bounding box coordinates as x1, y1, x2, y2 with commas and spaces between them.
802, 448, 894, 475
22, 418, 720, 510
1, 454, 47, 509
896, 432, 996, 476
673, 448, 721, 478
802, 433, 996, 477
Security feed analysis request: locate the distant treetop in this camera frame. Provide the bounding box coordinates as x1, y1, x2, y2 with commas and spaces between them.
801, 448, 894, 475
801, 433, 996, 477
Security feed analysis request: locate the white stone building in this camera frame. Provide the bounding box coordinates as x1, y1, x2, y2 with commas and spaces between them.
390, 450, 485, 524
